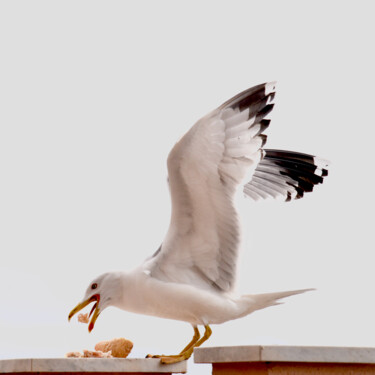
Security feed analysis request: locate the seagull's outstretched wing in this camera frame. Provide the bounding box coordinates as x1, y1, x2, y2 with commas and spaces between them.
146, 83, 277, 292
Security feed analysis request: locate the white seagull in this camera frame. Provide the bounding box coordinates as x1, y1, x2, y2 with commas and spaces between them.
69, 82, 329, 363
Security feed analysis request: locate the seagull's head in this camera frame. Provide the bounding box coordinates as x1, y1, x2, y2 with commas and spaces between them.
68, 272, 122, 332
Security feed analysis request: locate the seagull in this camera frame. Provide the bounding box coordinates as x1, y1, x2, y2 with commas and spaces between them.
68, 82, 329, 364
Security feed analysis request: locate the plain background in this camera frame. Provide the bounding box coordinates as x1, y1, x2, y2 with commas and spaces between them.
1, 1, 374, 374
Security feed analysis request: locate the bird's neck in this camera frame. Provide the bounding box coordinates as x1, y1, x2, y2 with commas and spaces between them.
105, 269, 135, 308
109, 267, 153, 314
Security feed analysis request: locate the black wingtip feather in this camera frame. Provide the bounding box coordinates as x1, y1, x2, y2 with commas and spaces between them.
259, 134, 267, 148
265, 149, 316, 165
255, 104, 274, 122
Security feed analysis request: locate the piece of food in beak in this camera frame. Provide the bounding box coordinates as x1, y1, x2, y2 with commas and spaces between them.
78, 313, 89, 323
95, 338, 133, 358
68, 294, 100, 332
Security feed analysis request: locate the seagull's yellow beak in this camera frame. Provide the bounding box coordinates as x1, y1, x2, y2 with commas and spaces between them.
68, 294, 100, 332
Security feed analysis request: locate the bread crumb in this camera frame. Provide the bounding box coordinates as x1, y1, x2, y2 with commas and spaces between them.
83, 350, 113, 358
65, 352, 82, 358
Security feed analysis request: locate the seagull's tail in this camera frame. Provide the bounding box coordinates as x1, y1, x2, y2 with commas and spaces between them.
237, 288, 314, 318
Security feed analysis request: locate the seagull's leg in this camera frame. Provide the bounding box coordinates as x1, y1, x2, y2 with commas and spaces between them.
146, 325, 200, 359
179, 325, 200, 354
160, 325, 212, 364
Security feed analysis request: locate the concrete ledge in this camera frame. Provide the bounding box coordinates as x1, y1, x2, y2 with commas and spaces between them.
194, 345, 375, 364
194, 346, 375, 375
0, 358, 187, 374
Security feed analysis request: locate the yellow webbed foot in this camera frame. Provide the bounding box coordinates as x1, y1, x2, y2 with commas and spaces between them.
146, 325, 212, 365
160, 354, 189, 364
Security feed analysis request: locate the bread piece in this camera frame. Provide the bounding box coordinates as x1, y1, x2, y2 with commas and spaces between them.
95, 338, 133, 358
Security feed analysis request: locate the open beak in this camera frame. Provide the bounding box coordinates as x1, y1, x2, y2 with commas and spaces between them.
68, 294, 100, 332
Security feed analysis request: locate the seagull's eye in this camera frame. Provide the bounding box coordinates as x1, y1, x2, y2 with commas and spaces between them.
91, 283, 98, 290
